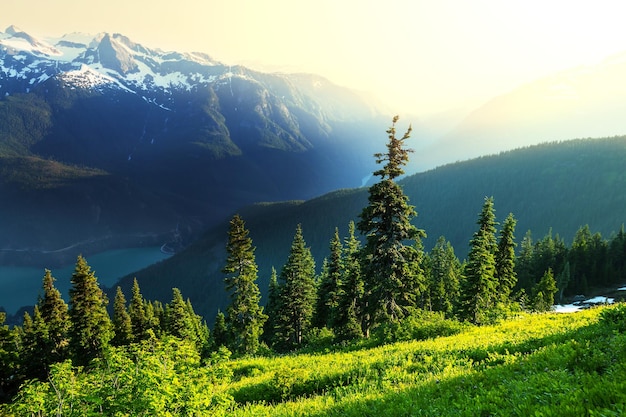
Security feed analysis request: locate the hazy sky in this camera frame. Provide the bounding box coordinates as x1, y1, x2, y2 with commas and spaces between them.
2, 0, 626, 116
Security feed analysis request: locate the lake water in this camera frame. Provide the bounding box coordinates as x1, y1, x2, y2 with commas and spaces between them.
0, 246, 170, 315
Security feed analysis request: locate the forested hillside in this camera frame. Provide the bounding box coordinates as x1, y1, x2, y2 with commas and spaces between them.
3, 121, 626, 415
116, 135, 626, 320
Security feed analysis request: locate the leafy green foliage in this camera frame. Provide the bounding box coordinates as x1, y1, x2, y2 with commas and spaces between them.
5, 337, 233, 416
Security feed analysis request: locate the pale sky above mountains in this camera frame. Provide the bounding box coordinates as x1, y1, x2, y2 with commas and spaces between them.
2, 0, 626, 116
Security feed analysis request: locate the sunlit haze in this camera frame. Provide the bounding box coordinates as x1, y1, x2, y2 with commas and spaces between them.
2, 0, 626, 116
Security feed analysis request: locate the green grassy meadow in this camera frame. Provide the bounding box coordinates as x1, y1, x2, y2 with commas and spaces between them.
5, 305, 626, 416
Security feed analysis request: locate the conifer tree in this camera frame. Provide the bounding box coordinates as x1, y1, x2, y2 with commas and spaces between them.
458, 197, 498, 324
212, 310, 228, 349
263, 267, 281, 345
316, 228, 343, 329
186, 299, 210, 354
112, 287, 132, 346
516, 230, 535, 291
357, 116, 426, 328
275, 224, 317, 348
37, 269, 69, 363
334, 221, 364, 340
428, 236, 461, 317
557, 262, 571, 303
166, 288, 196, 342
531, 268, 558, 312
68, 255, 112, 366
495, 213, 518, 303
128, 278, 149, 341
19, 307, 49, 380
0, 312, 19, 401
222, 214, 266, 355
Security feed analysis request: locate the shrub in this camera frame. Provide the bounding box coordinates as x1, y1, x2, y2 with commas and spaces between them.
599, 303, 626, 331
375, 309, 467, 343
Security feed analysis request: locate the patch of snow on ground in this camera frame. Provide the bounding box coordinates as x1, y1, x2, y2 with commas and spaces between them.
554, 304, 582, 313
618, 287, 626, 291
585, 296, 614, 304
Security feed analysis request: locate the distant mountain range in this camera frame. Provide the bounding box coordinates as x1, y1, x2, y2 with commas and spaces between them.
0, 25, 387, 264
116, 136, 626, 322
416, 52, 626, 171
2, 24, 626, 269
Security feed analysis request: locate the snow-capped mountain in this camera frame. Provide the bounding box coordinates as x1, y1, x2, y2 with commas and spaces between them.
0, 26, 223, 97
0, 25, 387, 264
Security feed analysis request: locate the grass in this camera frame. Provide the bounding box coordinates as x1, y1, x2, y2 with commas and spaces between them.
5, 306, 625, 416
221, 307, 626, 416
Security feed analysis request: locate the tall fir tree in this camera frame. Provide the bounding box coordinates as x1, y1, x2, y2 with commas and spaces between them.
495, 213, 518, 304
458, 197, 498, 325
166, 288, 196, 342
128, 278, 149, 341
212, 310, 228, 349
357, 116, 426, 328
531, 268, 558, 312
37, 269, 69, 364
19, 307, 49, 380
222, 214, 266, 355
275, 224, 317, 348
428, 236, 461, 318
112, 287, 132, 346
262, 267, 281, 345
315, 228, 343, 329
334, 221, 365, 340
68, 255, 112, 366
0, 312, 20, 401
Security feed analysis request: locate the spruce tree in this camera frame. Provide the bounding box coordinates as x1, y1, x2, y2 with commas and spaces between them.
458, 197, 498, 325
428, 236, 461, 317
334, 221, 365, 340
531, 268, 558, 312
112, 287, 132, 346
166, 288, 196, 341
262, 267, 281, 345
68, 255, 112, 366
222, 214, 266, 355
357, 116, 426, 328
19, 307, 49, 380
315, 228, 343, 329
128, 278, 149, 341
495, 213, 518, 304
37, 269, 69, 363
0, 312, 19, 401
275, 224, 317, 348
212, 310, 228, 349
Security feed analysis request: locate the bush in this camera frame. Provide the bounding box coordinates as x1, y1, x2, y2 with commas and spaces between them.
599, 303, 626, 331
375, 309, 467, 343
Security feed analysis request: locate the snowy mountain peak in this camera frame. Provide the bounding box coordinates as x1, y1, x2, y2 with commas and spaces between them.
1, 25, 62, 57
96, 33, 139, 75
5, 25, 23, 35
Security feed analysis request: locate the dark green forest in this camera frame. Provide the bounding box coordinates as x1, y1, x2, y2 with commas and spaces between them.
113, 135, 626, 322
2, 119, 626, 415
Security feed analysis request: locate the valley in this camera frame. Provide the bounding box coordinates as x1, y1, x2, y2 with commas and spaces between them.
1, 19, 626, 415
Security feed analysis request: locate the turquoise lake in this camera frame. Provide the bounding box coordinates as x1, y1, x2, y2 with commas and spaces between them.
0, 247, 170, 315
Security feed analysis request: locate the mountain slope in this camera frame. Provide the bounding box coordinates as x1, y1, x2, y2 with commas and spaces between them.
117, 136, 626, 321
420, 53, 626, 170
0, 26, 387, 263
